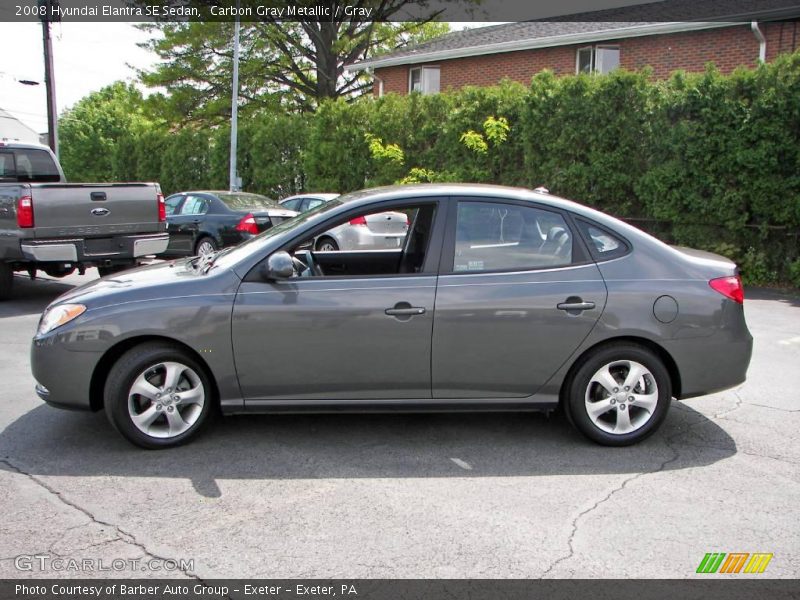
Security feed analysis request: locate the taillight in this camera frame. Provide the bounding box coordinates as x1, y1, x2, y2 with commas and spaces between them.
236, 213, 259, 235
157, 193, 166, 222
709, 275, 744, 304
17, 195, 34, 228
349, 215, 367, 226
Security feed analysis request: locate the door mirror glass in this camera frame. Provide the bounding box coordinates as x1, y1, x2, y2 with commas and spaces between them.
263, 251, 295, 280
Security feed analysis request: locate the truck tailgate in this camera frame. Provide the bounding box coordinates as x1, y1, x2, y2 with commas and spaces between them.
30, 183, 161, 239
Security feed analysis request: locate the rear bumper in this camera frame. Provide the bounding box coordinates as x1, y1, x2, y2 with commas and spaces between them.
664, 331, 753, 399
20, 233, 169, 264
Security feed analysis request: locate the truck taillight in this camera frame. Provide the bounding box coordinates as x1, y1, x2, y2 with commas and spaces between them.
157, 193, 166, 222
17, 195, 34, 228
235, 213, 259, 235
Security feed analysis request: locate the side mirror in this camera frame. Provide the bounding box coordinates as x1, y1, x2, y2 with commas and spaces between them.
262, 251, 294, 281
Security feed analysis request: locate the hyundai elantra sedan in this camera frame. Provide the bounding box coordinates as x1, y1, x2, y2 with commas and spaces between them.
31, 185, 752, 448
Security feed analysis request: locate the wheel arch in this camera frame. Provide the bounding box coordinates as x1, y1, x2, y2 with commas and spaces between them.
89, 335, 219, 411
559, 336, 682, 408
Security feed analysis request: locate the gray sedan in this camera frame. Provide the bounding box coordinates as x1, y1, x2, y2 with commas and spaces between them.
31, 185, 752, 448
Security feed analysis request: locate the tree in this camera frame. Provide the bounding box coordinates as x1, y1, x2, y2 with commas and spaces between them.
137, 9, 450, 121
59, 82, 154, 182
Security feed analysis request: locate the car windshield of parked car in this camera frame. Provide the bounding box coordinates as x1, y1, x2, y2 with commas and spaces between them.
209, 198, 343, 271
217, 192, 281, 210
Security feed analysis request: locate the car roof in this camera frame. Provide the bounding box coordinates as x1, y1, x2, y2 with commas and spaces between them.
280, 193, 339, 202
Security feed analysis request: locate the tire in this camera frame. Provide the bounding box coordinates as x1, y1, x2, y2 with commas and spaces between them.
195, 237, 218, 257
104, 342, 215, 449
98, 264, 133, 278
315, 237, 339, 252
565, 343, 672, 446
0, 262, 13, 301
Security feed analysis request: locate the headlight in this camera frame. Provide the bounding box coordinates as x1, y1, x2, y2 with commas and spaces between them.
37, 304, 86, 336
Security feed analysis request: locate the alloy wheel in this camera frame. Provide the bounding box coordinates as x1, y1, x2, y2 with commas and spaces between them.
584, 359, 659, 435
127, 361, 205, 439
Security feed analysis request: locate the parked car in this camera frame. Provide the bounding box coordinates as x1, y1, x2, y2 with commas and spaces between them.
280, 193, 408, 251
0, 141, 168, 299
160, 191, 297, 258
31, 184, 752, 449
278, 193, 338, 213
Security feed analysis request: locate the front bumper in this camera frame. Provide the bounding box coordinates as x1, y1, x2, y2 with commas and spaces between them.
21, 233, 169, 264
31, 333, 102, 411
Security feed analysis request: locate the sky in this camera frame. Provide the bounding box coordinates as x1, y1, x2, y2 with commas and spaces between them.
0, 22, 156, 133
1, 22, 491, 134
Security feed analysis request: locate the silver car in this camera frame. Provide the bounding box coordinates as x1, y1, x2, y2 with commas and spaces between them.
279, 193, 408, 251
31, 184, 752, 449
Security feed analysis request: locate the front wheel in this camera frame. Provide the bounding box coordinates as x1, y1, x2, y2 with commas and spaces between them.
566, 343, 672, 446
104, 343, 214, 449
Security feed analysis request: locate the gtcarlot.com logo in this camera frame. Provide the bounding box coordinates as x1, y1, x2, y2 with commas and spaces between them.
696, 552, 773, 574
14, 554, 194, 573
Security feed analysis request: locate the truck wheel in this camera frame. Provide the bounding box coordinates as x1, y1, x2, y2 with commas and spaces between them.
98, 265, 130, 278
0, 263, 13, 301
0, 263, 14, 300
104, 342, 215, 449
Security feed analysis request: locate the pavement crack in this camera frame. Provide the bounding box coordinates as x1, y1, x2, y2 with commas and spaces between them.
540, 428, 684, 578
0, 457, 201, 580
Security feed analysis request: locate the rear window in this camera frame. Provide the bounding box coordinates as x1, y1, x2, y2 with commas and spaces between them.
217, 192, 279, 210
0, 148, 61, 183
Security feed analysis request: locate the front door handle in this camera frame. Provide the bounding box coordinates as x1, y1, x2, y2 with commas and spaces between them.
385, 302, 426, 318
557, 298, 596, 313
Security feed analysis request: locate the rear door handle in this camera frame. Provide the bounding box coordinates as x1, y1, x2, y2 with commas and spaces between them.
557, 300, 596, 312
90, 191, 107, 201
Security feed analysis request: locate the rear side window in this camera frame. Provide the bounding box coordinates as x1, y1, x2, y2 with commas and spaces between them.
180, 195, 209, 215
452, 201, 573, 272
164, 195, 183, 215
218, 192, 279, 210
576, 219, 629, 260
0, 149, 61, 182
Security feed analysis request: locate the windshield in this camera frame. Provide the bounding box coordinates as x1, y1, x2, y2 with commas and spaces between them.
216, 192, 280, 210
210, 198, 343, 271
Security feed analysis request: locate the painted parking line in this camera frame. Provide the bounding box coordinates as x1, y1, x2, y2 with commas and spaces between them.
778, 336, 800, 346
450, 457, 473, 471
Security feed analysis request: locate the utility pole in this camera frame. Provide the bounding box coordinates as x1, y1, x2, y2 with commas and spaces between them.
229, 0, 241, 192
38, 0, 60, 157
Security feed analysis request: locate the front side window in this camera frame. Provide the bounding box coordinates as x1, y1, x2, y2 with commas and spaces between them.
409, 66, 440, 94
576, 45, 620, 74
452, 201, 573, 273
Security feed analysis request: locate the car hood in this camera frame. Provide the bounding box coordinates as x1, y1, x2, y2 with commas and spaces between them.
51, 259, 236, 310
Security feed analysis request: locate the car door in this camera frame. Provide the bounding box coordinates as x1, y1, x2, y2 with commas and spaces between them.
168, 194, 208, 255
432, 197, 607, 398
163, 195, 185, 255
231, 199, 444, 405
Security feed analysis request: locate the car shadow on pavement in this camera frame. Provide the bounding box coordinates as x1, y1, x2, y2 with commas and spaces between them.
0, 402, 735, 498
746, 286, 800, 307
0, 275, 76, 318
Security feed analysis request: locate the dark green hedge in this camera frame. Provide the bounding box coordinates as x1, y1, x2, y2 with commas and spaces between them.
66, 53, 800, 285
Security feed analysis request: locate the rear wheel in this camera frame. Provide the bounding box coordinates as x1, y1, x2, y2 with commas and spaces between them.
315, 237, 339, 252
195, 237, 218, 257
104, 342, 214, 449
566, 343, 671, 446
0, 262, 13, 301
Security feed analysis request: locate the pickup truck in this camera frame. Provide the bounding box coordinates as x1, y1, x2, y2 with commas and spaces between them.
0, 141, 168, 299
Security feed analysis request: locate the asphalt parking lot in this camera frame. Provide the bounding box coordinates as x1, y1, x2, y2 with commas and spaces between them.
0, 270, 798, 579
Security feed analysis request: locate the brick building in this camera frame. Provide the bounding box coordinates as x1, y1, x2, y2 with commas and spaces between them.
346, 19, 800, 97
